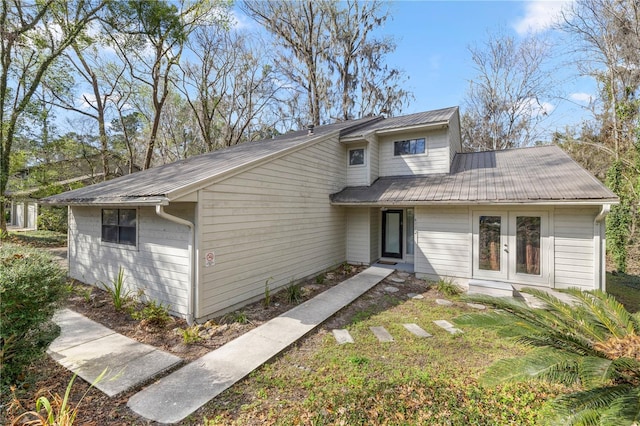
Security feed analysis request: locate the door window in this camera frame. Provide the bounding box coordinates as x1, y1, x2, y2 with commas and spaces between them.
515, 216, 541, 275
382, 210, 403, 258
478, 216, 502, 271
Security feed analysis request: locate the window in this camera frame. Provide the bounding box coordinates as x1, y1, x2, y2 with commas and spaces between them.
102, 209, 137, 246
349, 148, 365, 166
394, 138, 426, 156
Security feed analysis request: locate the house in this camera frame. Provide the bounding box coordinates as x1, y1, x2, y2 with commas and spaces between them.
41, 107, 618, 323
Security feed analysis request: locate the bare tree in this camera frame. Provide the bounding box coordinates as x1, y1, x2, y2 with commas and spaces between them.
462, 31, 555, 151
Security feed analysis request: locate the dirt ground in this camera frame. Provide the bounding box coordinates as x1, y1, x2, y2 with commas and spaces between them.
4, 264, 433, 425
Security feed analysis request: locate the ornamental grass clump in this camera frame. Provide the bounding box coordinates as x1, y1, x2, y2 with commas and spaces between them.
0, 245, 67, 392
455, 288, 640, 425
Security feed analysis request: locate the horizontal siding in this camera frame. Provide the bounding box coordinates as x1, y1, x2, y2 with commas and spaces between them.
346, 144, 368, 186
198, 135, 347, 318
554, 207, 597, 290
69, 205, 192, 315
379, 129, 450, 176
415, 206, 470, 278
346, 208, 370, 264
370, 136, 379, 183
370, 208, 379, 262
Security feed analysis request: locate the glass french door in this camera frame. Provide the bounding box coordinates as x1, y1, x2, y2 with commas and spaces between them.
473, 211, 548, 284
382, 210, 403, 258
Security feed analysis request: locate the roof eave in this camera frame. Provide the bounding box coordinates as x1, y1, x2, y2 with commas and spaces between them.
40, 196, 170, 207
330, 199, 620, 207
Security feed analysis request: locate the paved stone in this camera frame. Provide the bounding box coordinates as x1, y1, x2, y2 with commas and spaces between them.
390, 277, 406, 283
467, 303, 486, 310
48, 309, 182, 397
128, 266, 393, 424
433, 319, 463, 335
435, 299, 453, 306
403, 323, 432, 338
407, 293, 424, 299
397, 272, 410, 279
332, 329, 354, 345
370, 326, 394, 342
384, 286, 399, 293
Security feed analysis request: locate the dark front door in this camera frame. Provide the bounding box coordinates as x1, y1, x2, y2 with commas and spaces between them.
382, 210, 403, 258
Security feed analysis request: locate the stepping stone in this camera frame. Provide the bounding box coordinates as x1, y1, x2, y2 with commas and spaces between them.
435, 299, 453, 306
370, 326, 394, 342
397, 272, 410, 279
390, 277, 406, 283
403, 323, 432, 338
332, 329, 354, 345
467, 303, 486, 310
384, 286, 399, 293
407, 293, 424, 299
433, 320, 463, 335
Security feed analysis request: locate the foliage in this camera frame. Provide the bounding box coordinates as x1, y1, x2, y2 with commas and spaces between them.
0, 245, 66, 391
607, 272, 640, 313
455, 288, 640, 424
11, 369, 107, 426
315, 274, 325, 285
100, 267, 132, 311
38, 207, 68, 234
131, 300, 172, 328
436, 278, 463, 296
179, 325, 202, 345
285, 282, 303, 304
7, 230, 67, 248
222, 311, 248, 324
263, 278, 272, 308
606, 160, 632, 272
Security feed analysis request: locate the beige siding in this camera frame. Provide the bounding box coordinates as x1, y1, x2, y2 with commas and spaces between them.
415, 206, 471, 280
554, 207, 597, 290
448, 111, 462, 169
346, 143, 368, 186
369, 135, 379, 183
346, 207, 370, 264
378, 129, 451, 176
370, 208, 379, 262
198, 135, 347, 318
68, 205, 193, 316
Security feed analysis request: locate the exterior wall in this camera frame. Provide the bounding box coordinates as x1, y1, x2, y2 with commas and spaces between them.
368, 135, 379, 184
197, 135, 347, 319
9, 201, 37, 229
448, 111, 462, 168
378, 129, 451, 177
370, 208, 379, 262
68, 204, 193, 316
346, 207, 370, 264
553, 206, 598, 290
414, 206, 471, 283
346, 143, 368, 186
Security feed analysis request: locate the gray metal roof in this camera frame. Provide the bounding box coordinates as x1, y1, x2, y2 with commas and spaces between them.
41, 116, 382, 205
330, 145, 618, 205
340, 106, 459, 138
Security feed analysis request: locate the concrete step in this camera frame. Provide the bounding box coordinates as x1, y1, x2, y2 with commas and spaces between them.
467, 279, 515, 297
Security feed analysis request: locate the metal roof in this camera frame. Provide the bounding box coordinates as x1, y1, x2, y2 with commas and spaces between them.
330, 145, 618, 205
340, 106, 459, 138
40, 116, 381, 206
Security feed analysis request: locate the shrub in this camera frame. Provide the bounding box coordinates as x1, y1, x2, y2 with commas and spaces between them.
100, 267, 132, 311
286, 282, 303, 304
38, 206, 68, 233
436, 278, 463, 296
179, 325, 202, 345
0, 245, 66, 391
131, 300, 172, 328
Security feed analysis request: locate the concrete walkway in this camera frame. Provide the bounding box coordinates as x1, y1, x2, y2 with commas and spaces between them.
48, 309, 182, 397
127, 265, 392, 424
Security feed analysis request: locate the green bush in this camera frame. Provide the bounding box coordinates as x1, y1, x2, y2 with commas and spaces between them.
131, 300, 172, 328
0, 245, 67, 391
38, 206, 68, 233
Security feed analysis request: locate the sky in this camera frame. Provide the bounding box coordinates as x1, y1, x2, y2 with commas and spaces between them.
236, 0, 597, 140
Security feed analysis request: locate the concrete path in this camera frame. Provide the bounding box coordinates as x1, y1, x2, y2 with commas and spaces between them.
127, 266, 392, 424
48, 309, 182, 397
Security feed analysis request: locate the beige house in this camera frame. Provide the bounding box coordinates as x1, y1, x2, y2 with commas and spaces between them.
42, 107, 617, 323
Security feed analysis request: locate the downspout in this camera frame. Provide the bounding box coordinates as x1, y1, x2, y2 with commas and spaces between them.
156, 204, 196, 325
594, 204, 611, 292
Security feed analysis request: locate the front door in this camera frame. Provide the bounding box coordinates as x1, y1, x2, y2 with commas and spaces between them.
473, 211, 548, 285
382, 210, 403, 258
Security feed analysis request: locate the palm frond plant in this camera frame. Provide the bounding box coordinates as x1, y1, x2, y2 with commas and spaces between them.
454, 288, 640, 425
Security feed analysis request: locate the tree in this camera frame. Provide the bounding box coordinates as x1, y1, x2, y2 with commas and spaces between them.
456, 289, 640, 424
561, 0, 640, 272
462, 31, 555, 151
0, 0, 105, 232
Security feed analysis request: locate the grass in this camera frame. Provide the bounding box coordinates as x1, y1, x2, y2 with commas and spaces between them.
196, 291, 563, 425
5, 230, 67, 247
606, 271, 640, 312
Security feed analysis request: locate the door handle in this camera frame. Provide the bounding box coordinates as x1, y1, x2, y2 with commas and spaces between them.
504, 244, 509, 253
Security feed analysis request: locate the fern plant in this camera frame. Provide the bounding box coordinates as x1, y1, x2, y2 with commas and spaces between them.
455, 289, 640, 425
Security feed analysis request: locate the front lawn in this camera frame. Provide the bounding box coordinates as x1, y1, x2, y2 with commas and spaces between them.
606, 271, 640, 312
4, 230, 67, 247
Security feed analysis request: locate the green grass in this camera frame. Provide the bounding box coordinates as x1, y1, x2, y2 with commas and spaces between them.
196, 293, 562, 425
607, 271, 640, 312
6, 230, 67, 248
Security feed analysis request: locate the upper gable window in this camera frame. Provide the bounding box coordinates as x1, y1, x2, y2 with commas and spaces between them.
349, 148, 365, 166
102, 208, 137, 246
394, 138, 426, 156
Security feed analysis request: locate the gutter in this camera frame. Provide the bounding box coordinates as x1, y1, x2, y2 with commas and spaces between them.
594, 204, 611, 292
155, 205, 196, 325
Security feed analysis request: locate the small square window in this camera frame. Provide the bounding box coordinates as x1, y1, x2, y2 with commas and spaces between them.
394, 138, 426, 156
349, 148, 365, 166
102, 208, 137, 246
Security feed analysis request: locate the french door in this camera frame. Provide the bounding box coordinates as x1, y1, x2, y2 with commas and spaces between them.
473, 211, 548, 285
382, 210, 403, 258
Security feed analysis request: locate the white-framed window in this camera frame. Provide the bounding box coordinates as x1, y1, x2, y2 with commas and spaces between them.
102, 208, 137, 246
394, 138, 426, 156
349, 148, 365, 166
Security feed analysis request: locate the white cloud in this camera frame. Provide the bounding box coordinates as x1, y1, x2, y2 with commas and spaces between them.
517, 97, 555, 118
512, 1, 573, 35
569, 92, 593, 104
230, 9, 255, 31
